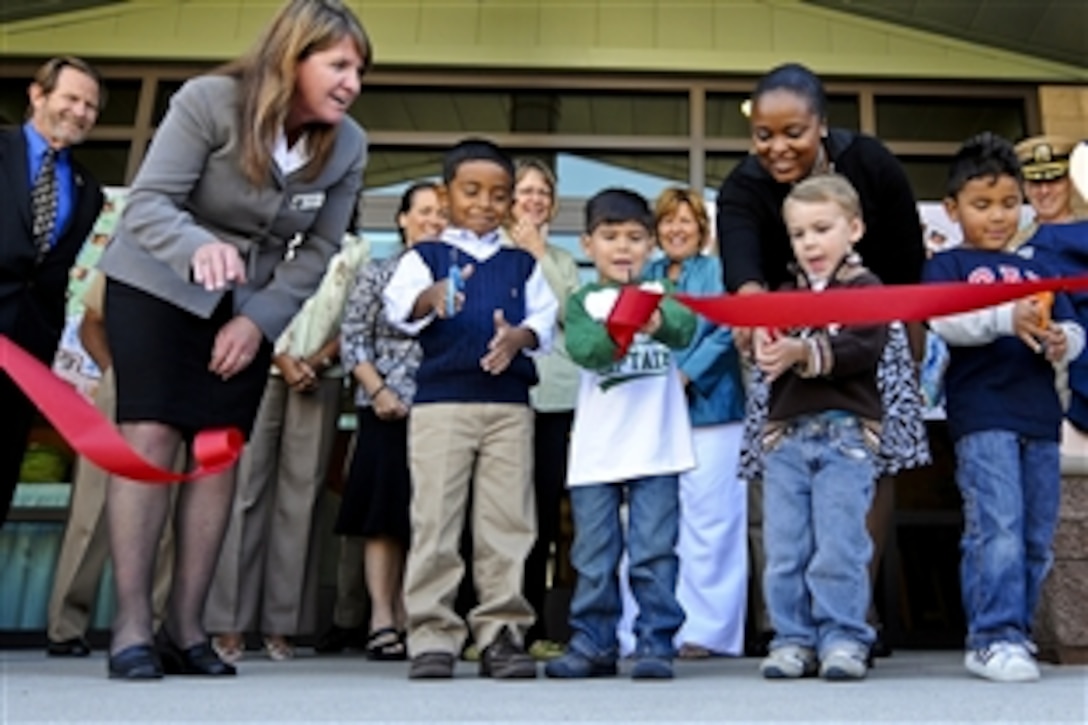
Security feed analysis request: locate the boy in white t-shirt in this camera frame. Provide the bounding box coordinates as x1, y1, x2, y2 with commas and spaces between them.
545, 188, 696, 681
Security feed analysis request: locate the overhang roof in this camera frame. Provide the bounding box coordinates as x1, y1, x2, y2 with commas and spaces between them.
807, 0, 1085, 69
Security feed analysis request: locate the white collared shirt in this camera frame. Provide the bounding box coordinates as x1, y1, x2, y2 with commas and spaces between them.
272, 130, 310, 176
383, 226, 556, 354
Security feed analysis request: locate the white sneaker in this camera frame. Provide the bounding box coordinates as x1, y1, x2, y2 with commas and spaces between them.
819, 645, 868, 680
760, 645, 817, 679
965, 642, 1040, 682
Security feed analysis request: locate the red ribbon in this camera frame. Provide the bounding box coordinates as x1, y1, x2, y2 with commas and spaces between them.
605, 275, 1088, 355
0, 335, 243, 484
10, 275, 1088, 481
606, 286, 665, 358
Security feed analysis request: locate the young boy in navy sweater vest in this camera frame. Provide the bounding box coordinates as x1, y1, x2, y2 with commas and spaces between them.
924, 133, 1084, 682
384, 139, 558, 680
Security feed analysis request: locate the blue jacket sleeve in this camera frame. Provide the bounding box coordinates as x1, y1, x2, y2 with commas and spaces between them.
674, 257, 737, 396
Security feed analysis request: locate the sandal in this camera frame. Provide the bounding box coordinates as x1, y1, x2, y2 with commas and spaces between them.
211, 633, 245, 664
263, 635, 294, 662
365, 626, 407, 661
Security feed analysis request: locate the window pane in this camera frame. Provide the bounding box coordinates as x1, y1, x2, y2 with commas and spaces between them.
95, 79, 141, 126
555, 152, 688, 198
827, 95, 860, 132
364, 148, 444, 193
152, 80, 185, 126
553, 91, 688, 137
705, 153, 747, 192
899, 157, 952, 201
356, 88, 688, 137
876, 96, 1026, 142
707, 93, 859, 137
359, 230, 403, 262
363, 150, 689, 201
0, 77, 28, 126
360, 149, 444, 259
706, 93, 749, 138
71, 141, 131, 186
356, 88, 509, 133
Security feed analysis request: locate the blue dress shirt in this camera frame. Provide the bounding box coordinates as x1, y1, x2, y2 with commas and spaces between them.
23, 122, 74, 247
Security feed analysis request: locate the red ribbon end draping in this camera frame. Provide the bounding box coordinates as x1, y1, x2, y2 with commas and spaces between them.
605, 286, 664, 357
0, 335, 244, 484
670, 275, 1088, 330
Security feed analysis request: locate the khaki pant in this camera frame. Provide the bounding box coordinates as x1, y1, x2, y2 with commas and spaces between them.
204, 375, 341, 636
46, 369, 176, 643
404, 403, 536, 656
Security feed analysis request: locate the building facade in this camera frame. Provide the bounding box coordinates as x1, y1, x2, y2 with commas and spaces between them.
1, 0, 1085, 645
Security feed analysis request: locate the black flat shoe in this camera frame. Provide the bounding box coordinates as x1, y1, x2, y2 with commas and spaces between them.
48, 636, 92, 657
108, 643, 164, 681
314, 624, 367, 653
157, 631, 237, 676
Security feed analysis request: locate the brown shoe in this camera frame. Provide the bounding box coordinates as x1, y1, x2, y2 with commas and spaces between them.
409, 651, 455, 679
479, 627, 537, 679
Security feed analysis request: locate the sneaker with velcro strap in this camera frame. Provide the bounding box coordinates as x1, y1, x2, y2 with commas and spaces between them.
819, 645, 869, 681
965, 641, 1040, 683
760, 645, 818, 679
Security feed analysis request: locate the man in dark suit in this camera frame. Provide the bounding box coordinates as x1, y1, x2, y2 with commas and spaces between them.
0, 57, 105, 528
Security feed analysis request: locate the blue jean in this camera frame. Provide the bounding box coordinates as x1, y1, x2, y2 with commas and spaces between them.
954, 430, 1060, 650
567, 475, 684, 660
763, 413, 876, 656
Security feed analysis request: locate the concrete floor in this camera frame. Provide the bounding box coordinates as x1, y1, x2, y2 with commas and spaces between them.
1, 649, 1086, 723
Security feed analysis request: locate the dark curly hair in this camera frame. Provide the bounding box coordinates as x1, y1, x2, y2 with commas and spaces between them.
946, 131, 1022, 199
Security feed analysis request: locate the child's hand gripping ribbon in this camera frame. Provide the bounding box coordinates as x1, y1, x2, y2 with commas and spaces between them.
605, 285, 664, 358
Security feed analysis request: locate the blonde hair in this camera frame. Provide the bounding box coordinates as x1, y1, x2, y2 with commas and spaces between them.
218, 0, 372, 185
654, 187, 711, 248
783, 174, 862, 220
514, 158, 559, 220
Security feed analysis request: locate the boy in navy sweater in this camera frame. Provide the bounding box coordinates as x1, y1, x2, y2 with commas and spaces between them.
924, 133, 1084, 683
384, 139, 557, 680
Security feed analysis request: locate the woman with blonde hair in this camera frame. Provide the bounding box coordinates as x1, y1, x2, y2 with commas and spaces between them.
509, 158, 582, 657
618, 187, 747, 658
97, 0, 370, 680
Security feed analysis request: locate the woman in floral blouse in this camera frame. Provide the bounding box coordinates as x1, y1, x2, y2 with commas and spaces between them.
335, 182, 445, 660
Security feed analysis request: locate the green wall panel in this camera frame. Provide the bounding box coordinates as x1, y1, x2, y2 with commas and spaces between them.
0, 0, 1083, 81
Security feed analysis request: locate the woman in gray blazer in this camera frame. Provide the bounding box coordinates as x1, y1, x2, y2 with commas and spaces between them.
97, 0, 370, 681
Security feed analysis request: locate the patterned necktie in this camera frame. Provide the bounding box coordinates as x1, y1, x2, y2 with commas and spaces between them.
32, 148, 58, 261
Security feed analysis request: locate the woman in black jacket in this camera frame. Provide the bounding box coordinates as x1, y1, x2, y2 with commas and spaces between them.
717, 62, 929, 657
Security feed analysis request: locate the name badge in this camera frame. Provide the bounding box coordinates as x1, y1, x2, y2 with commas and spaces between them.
290, 192, 325, 211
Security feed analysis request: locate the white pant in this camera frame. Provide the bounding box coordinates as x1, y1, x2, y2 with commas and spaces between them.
619, 423, 747, 655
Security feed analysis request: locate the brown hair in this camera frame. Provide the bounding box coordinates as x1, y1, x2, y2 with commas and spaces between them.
217, 0, 372, 185
653, 187, 711, 248
27, 56, 106, 116
514, 158, 559, 220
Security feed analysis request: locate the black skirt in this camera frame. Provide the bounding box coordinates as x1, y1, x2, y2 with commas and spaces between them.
104, 278, 272, 441
335, 407, 411, 545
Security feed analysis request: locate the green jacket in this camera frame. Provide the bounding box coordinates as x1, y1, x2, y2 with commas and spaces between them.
565, 280, 696, 372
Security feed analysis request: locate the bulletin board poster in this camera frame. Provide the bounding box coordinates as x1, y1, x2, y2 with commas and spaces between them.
51, 186, 127, 401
